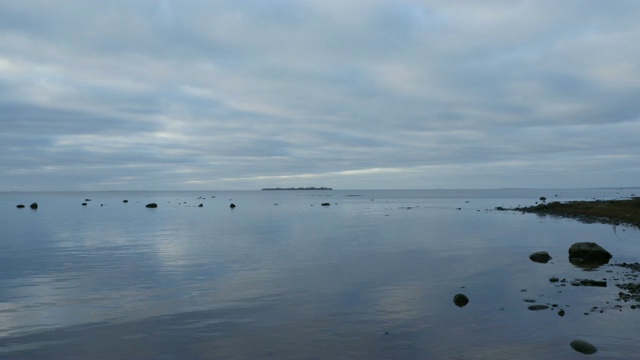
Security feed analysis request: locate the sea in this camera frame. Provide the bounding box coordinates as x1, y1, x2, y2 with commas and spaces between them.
0, 188, 639, 359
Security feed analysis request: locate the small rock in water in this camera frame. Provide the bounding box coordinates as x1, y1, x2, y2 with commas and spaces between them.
549, 277, 559, 282
16, 204, 25, 208
453, 294, 469, 307
529, 251, 552, 263
558, 309, 565, 317
528, 305, 549, 311
198, 204, 203, 207
321, 203, 331, 206
82, 203, 87, 206
230, 203, 236, 208
523, 299, 536, 303
570, 339, 597, 354
30, 202, 38, 209
123, 200, 129, 203
145, 203, 158, 208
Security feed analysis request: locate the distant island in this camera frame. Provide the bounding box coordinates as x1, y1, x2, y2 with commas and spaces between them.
261, 187, 333, 191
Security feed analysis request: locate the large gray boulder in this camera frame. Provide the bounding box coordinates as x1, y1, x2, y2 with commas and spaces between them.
568, 242, 612, 266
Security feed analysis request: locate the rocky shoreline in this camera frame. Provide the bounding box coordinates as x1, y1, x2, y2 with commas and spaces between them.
496, 197, 640, 227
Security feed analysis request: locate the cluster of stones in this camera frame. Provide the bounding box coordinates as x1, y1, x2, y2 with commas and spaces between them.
16, 203, 38, 209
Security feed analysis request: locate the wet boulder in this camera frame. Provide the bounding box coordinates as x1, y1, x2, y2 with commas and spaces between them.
568, 242, 612, 266
230, 203, 236, 208
30, 202, 38, 209
16, 204, 25, 208
529, 251, 552, 264
570, 339, 597, 354
453, 294, 469, 307
145, 203, 158, 208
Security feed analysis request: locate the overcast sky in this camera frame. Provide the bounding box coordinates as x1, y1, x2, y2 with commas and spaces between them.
1, 1, 639, 191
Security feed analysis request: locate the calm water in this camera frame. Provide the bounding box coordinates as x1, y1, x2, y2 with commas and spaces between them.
1, 189, 639, 359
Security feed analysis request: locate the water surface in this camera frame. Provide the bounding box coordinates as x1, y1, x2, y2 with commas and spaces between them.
1, 189, 639, 359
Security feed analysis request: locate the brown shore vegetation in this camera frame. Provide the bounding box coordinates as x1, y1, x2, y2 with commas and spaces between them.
497, 197, 640, 227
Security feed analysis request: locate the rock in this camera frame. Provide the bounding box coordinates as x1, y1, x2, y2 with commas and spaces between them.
528, 305, 550, 311
16, 204, 25, 208
529, 251, 552, 263
558, 309, 565, 317
453, 294, 469, 307
230, 203, 236, 208
539, 196, 547, 202
570, 339, 597, 354
198, 204, 203, 207
123, 200, 128, 203
30, 202, 38, 209
321, 203, 331, 206
549, 277, 559, 282
82, 203, 87, 206
578, 279, 607, 287
568, 242, 612, 266
145, 203, 158, 208
85, 199, 92, 202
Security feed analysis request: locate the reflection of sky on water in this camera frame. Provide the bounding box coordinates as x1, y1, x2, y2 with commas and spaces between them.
0, 189, 639, 358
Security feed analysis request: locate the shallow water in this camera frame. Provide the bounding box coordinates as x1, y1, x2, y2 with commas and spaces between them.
0, 189, 639, 359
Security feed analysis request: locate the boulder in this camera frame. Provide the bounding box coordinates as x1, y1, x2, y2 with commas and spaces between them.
230, 203, 236, 208
321, 203, 331, 206
570, 339, 597, 354
123, 200, 128, 203
16, 204, 25, 208
198, 204, 203, 208
568, 242, 612, 266
145, 203, 158, 208
82, 203, 87, 206
453, 294, 469, 307
529, 251, 552, 264
30, 202, 38, 209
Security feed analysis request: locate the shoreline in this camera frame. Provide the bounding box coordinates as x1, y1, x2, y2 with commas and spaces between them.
496, 197, 640, 227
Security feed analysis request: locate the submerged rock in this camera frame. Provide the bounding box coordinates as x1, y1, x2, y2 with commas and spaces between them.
230, 203, 236, 209
145, 203, 158, 208
568, 242, 612, 266
570, 339, 597, 354
30, 202, 38, 209
123, 200, 128, 203
82, 203, 87, 206
198, 204, 203, 207
321, 203, 331, 206
16, 204, 25, 208
528, 305, 550, 311
453, 294, 469, 307
529, 251, 552, 264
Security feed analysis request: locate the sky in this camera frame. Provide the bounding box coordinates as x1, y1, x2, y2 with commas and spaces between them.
1, 0, 639, 191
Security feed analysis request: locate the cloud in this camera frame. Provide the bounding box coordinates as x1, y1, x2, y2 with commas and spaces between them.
1, 1, 639, 190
